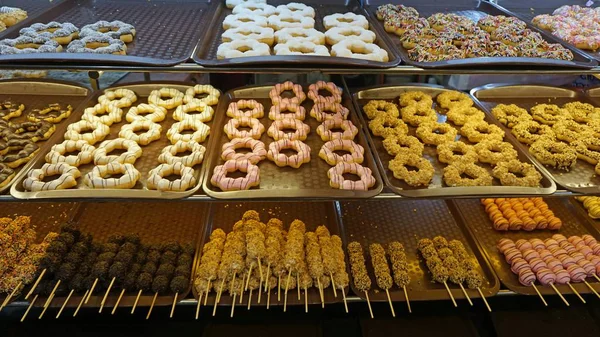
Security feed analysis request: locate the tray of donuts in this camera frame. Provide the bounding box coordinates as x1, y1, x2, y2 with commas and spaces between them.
453, 197, 600, 297
471, 84, 600, 194
0, 79, 91, 195
200, 81, 384, 199
351, 84, 556, 198
192, 0, 400, 68
10, 82, 220, 199
364, 0, 597, 68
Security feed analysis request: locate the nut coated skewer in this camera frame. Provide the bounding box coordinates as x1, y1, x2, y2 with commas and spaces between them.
348, 242, 373, 318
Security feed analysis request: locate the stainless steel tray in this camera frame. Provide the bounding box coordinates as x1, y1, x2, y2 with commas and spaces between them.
351, 84, 556, 197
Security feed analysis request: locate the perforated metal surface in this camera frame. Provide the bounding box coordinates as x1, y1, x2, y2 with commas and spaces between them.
195, 201, 348, 306
363, 0, 596, 68
353, 84, 555, 197
0, 0, 211, 65
193, 0, 400, 68
0, 0, 58, 18
453, 198, 600, 295
202, 84, 383, 199
12, 82, 213, 199
471, 84, 600, 194
338, 199, 499, 302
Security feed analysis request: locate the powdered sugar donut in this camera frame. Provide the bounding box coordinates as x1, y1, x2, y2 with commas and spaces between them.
147, 162, 197, 192
268, 13, 315, 30
226, 0, 266, 9
274, 40, 330, 56
274, 28, 325, 45
66, 34, 126, 55
221, 137, 267, 164
224, 117, 264, 139
267, 139, 311, 168
211, 159, 260, 191
325, 26, 376, 45
20, 22, 79, 45
276, 3, 315, 18
227, 99, 264, 119
331, 39, 389, 62
217, 40, 270, 59
232, 2, 276, 16
222, 24, 275, 45
269, 102, 306, 120
223, 14, 268, 29
267, 118, 310, 141
323, 13, 369, 30
158, 140, 206, 167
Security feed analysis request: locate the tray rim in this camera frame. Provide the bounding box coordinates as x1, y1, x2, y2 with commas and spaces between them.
350, 83, 557, 198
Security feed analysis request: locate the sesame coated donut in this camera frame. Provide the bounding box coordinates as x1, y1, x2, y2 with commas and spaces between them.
221, 137, 267, 164
45, 140, 95, 167
572, 138, 600, 164
274, 28, 325, 45
119, 120, 162, 146
563, 102, 598, 123
491, 104, 532, 128
436, 91, 473, 110
98, 88, 137, 109
148, 88, 184, 109
319, 139, 365, 165
446, 106, 486, 126
325, 27, 376, 45
316, 118, 358, 141
328, 162, 376, 191
82, 103, 123, 126
83, 162, 140, 189
158, 140, 206, 167
147, 162, 197, 192
492, 160, 542, 187
443, 162, 493, 187
269, 81, 306, 105
211, 159, 260, 191
93, 138, 142, 165
400, 105, 437, 126
22, 162, 80, 191
223, 117, 264, 140
388, 153, 434, 187
308, 81, 342, 104
416, 121, 457, 145
369, 113, 408, 138
184, 85, 220, 106
227, 99, 264, 119
125, 103, 167, 123
269, 102, 305, 121
474, 140, 518, 165
63, 120, 110, 145
0, 35, 62, 54
323, 13, 369, 30
529, 138, 577, 170
552, 120, 592, 143
382, 134, 424, 156
80, 20, 136, 43
460, 121, 505, 143
531, 104, 572, 125
310, 102, 349, 122
173, 102, 214, 123
511, 120, 556, 144
363, 100, 399, 120
267, 139, 311, 168
20, 22, 79, 45
168, 119, 210, 144
437, 141, 478, 164
267, 118, 310, 141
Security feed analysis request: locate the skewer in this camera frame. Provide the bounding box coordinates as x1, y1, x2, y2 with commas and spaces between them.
443, 281, 457, 307
304, 287, 308, 313
43, 280, 61, 308
99, 277, 116, 313
170, 293, 178, 318
112, 289, 125, 315
247, 289, 253, 310
38, 293, 54, 319
245, 265, 253, 291
341, 287, 348, 313
257, 259, 263, 283
74, 290, 89, 317
317, 278, 324, 308
1, 282, 22, 311
550, 283, 570, 306
594, 274, 600, 283
56, 290, 74, 318
131, 289, 142, 314
330, 272, 337, 297
296, 273, 300, 300
21, 294, 38, 322
567, 282, 586, 303
85, 278, 98, 304
477, 288, 492, 312
217, 277, 226, 303
203, 279, 211, 306
531, 283, 548, 306
403, 286, 412, 313
258, 278, 262, 304
25, 269, 46, 300
385, 289, 395, 317
239, 283, 244, 304
583, 280, 600, 299
146, 292, 158, 319
230, 293, 237, 318
284, 271, 291, 312
265, 263, 271, 289
364, 291, 374, 319
277, 275, 281, 301
266, 277, 271, 310
213, 278, 225, 317
458, 283, 473, 306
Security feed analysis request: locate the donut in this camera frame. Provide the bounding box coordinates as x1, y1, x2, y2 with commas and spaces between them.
173, 102, 214, 123
362, 100, 399, 120
83, 162, 140, 189
563, 102, 597, 123
307, 81, 342, 104
211, 159, 260, 191
328, 162, 375, 191
226, 0, 266, 9
325, 27, 376, 45
98, 88, 137, 109
331, 39, 389, 62
221, 137, 267, 164
369, 113, 408, 138
399, 91, 433, 109
267, 13, 315, 30
443, 162, 493, 187
267, 139, 311, 168
518, 268, 536, 286
0, 101, 24, 120
0, 35, 62, 54
0, 7, 27, 27
323, 13, 369, 30
223, 117, 264, 140
167, 119, 210, 144
80, 21, 136, 43
310, 102, 349, 122
416, 121, 457, 145
316, 118, 358, 141
119, 120, 162, 145
183, 85, 220, 106
474, 140, 518, 165
217, 40, 271, 59
382, 134, 424, 156
27, 103, 73, 124
572, 138, 600, 164
274, 28, 325, 45
319, 139, 364, 165
222, 24, 274, 45
232, 2, 276, 16
529, 138, 577, 170
552, 120, 592, 143
0, 140, 39, 168
530, 104, 572, 125
269, 102, 305, 121
158, 140, 206, 167
223, 14, 268, 29
436, 91, 473, 110
66, 34, 126, 55
269, 81, 306, 105
93, 138, 143, 165
389, 153, 434, 186
460, 121, 505, 143
227, 99, 264, 119
274, 41, 330, 56
125, 103, 167, 123
81, 103, 123, 126
276, 3, 315, 18
0, 163, 15, 189
437, 141, 478, 164
491, 104, 532, 128
20, 22, 79, 45
147, 162, 197, 192
492, 160, 542, 187
45, 140, 95, 167
267, 118, 310, 141
400, 105, 437, 126
511, 120, 556, 144
9, 121, 56, 142
22, 162, 80, 191
148, 88, 184, 109
446, 107, 486, 126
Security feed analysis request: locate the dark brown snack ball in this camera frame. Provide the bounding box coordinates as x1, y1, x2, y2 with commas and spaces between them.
107, 235, 125, 245
148, 244, 163, 252
83, 251, 98, 265
136, 272, 153, 291
181, 243, 195, 256
123, 234, 141, 245
108, 262, 128, 280
102, 243, 120, 254
78, 264, 92, 276
176, 254, 192, 267
91, 261, 110, 280
465, 270, 483, 289
69, 273, 86, 292
79, 233, 93, 245
174, 265, 191, 279
97, 252, 116, 262
40, 253, 62, 272
156, 264, 175, 278
59, 222, 80, 238
152, 275, 170, 294
147, 250, 161, 263
142, 262, 157, 275
47, 241, 68, 255
135, 251, 147, 264
71, 242, 89, 256
124, 272, 138, 290
83, 276, 96, 289
57, 232, 75, 247
92, 243, 103, 253
63, 252, 83, 265
120, 242, 138, 254
129, 263, 142, 275
114, 251, 133, 265
162, 242, 180, 254
160, 251, 177, 265
170, 276, 189, 293
57, 263, 77, 281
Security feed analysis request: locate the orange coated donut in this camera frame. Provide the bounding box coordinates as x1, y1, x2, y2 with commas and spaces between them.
308, 81, 342, 104
269, 81, 306, 105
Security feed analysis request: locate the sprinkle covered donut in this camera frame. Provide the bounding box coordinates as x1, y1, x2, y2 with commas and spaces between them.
227, 99, 264, 119
460, 121, 505, 143
45, 140, 95, 167
83, 162, 140, 189
316, 118, 358, 141
211, 159, 260, 191
0, 35, 62, 54
267, 118, 310, 141
319, 139, 364, 165
443, 162, 493, 187
158, 140, 206, 167
328, 162, 376, 191
224, 117, 264, 140
23, 162, 80, 191
147, 162, 197, 192
492, 160, 542, 187
267, 139, 311, 168
388, 153, 434, 187
221, 137, 267, 164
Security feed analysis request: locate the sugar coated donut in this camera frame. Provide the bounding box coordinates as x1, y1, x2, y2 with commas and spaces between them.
267, 118, 310, 141
274, 41, 330, 56
268, 13, 315, 30
443, 162, 493, 186
325, 27, 376, 45
323, 13, 369, 30
64, 120, 110, 145
437, 141, 477, 164
331, 39, 389, 62
27, 103, 73, 124
388, 153, 434, 186
529, 138, 577, 170
227, 99, 264, 119
23, 162, 80, 191
460, 121, 505, 143
221, 137, 267, 164
474, 140, 518, 165
217, 40, 270, 59
223, 13, 268, 29
363, 100, 398, 120
328, 162, 376, 191
125, 103, 167, 123
316, 118, 358, 141
147, 162, 197, 192
274, 28, 325, 45
269, 81, 306, 105
232, 2, 276, 16
80, 21, 136, 43
173, 102, 214, 123
20, 22, 79, 45
66, 34, 126, 55
158, 140, 206, 167
383, 134, 424, 156
222, 24, 275, 45
45, 140, 95, 167
119, 120, 162, 145
83, 162, 140, 189
308, 81, 342, 104
269, 102, 305, 121
276, 3, 315, 18
491, 104, 531, 127
98, 88, 137, 108
319, 139, 364, 165
492, 160, 542, 187
310, 102, 349, 122
267, 139, 311, 168
416, 121, 457, 145
211, 159, 260, 191
93, 138, 143, 165
82, 103, 123, 126
148, 88, 184, 109
226, 0, 266, 9
224, 117, 264, 140
168, 119, 210, 144
184, 84, 220, 106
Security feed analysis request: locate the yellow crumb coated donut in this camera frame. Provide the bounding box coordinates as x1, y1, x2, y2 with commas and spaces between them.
491, 104, 531, 128
436, 91, 473, 111
563, 102, 597, 123
529, 138, 577, 171
530, 104, 572, 125
492, 160, 542, 187
363, 100, 399, 120
446, 106, 485, 126
388, 153, 434, 187
437, 141, 478, 164
443, 162, 493, 187
369, 113, 408, 138
382, 134, 424, 156
415, 121, 457, 145
460, 121, 504, 143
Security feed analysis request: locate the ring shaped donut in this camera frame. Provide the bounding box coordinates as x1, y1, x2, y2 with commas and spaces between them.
83, 162, 141, 189
227, 99, 264, 119
224, 117, 264, 140
511, 121, 556, 144
363, 99, 399, 120
327, 162, 376, 191
221, 137, 267, 164
45, 140, 95, 167
125, 103, 167, 123
310, 102, 350, 122
308, 81, 342, 104
316, 118, 358, 141
388, 153, 434, 187
167, 119, 210, 144
267, 118, 310, 141
460, 121, 505, 143
443, 162, 493, 187
529, 138, 577, 170
64, 120, 110, 145
531, 104, 572, 125
93, 138, 143, 165
211, 159, 260, 191
82, 103, 123, 126
119, 120, 162, 146
23, 162, 80, 191
416, 121, 457, 145
437, 141, 478, 164
474, 140, 518, 165
269, 102, 306, 121
98, 88, 137, 109
492, 160, 542, 187
325, 26, 376, 45
319, 139, 364, 165
369, 113, 408, 138
148, 88, 184, 109
158, 140, 206, 167
267, 139, 311, 168
173, 102, 214, 123
436, 91, 473, 110
147, 162, 197, 192
446, 107, 486, 126
382, 134, 424, 156
323, 13, 369, 30
184, 85, 220, 106
269, 81, 306, 105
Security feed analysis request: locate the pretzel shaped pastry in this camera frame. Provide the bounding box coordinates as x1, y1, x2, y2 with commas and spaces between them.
83, 162, 140, 189
227, 99, 264, 119
119, 120, 162, 145
147, 162, 197, 192
267, 139, 311, 168
173, 102, 214, 123
269, 102, 306, 121
0, 100, 24, 121
167, 119, 210, 144
93, 138, 143, 165
267, 118, 310, 141
64, 120, 110, 145
98, 88, 137, 109
221, 137, 267, 164
310, 102, 349, 122
82, 103, 123, 126
45, 140, 95, 167
184, 85, 220, 106
224, 117, 264, 140
316, 118, 358, 141
0, 139, 39, 168
319, 139, 364, 165
328, 162, 376, 191
211, 159, 260, 191
148, 88, 184, 109
23, 162, 80, 191
308, 81, 342, 104
0, 163, 15, 189
158, 140, 206, 167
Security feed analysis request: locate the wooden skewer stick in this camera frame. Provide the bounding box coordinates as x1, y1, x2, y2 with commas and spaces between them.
364, 291, 374, 319
459, 283, 473, 306
443, 281, 457, 307
531, 283, 547, 306
583, 280, 600, 299
296, 273, 300, 300
247, 289, 253, 310
85, 278, 98, 304
265, 263, 271, 289
21, 294, 38, 322
38, 293, 54, 319
203, 279, 211, 306
74, 290, 89, 317
132, 289, 142, 314
567, 282, 586, 303
213, 278, 225, 317
99, 277, 116, 313
317, 278, 324, 308
56, 289, 74, 318
477, 288, 492, 312
550, 283, 569, 306
266, 277, 271, 310
43, 280, 61, 308
195, 292, 203, 320
217, 277, 226, 303
385, 289, 395, 317
257, 259, 263, 283
170, 293, 178, 318
403, 286, 412, 313
304, 287, 308, 313
146, 292, 158, 320
25, 269, 46, 300
230, 293, 237, 318
330, 272, 337, 298
245, 265, 253, 291
594, 274, 600, 283
257, 278, 262, 304
341, 287, 348, 313
1, 282, 22, 311
284, 272, 291, 312
277, 275, 281, 302
112, 289, 125, 315
239, 283, 245, 304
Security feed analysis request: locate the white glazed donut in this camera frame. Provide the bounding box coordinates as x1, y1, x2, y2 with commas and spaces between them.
222, 24, 275, 45
325, 26, 376, 45
173, 102, 214, 123
274, 28, 325, 45
45, 140, 95, 167
226, 0, 266, 9
276, 3, 316, 18
23, 162, 80, 191
125, 103, 167, 123
147, 162, 197, 192
147, 88, 184, 109
158, 140, 206, 167
184, 85, 220, 106
81, 103, 123, 126
83, 162, 140, 189
232, 2, 276, 16
268, 14, 315, 30
64, 120, 110, 145
118, 120, 162, 145
223, 13, 268, 29
323, 13, 369, 30
274, 41, 330, 56
93, 138, 143, 165
331, 39, 389, 62
167, 120, 210, 144
217, 40, 270, 59
98, 88, 137, 108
